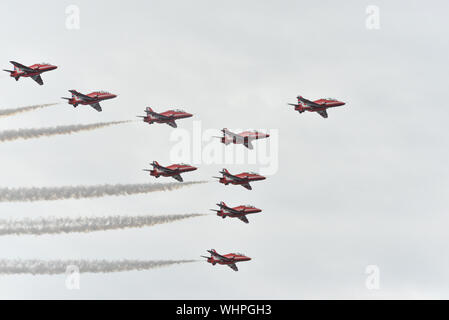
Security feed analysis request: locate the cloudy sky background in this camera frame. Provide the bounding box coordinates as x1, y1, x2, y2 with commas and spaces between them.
0, 0, 448, 299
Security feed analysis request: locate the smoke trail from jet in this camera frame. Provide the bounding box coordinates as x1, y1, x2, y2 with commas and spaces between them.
0, 103, 58, 118
0, 259, 196, 275
0, 213, 205, 236
0, 181, 207, 202
0, 120, 130, 143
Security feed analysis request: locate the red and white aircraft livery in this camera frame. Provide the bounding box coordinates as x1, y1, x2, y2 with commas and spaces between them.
62, 90, 117, 112
138, 107, 193, 128
143, 161, 197, 182
211, 201, 262, 224
201, 249, 251, 272
214, 168, 266, 190
288, 95, 345, 118
216, 128, 270, 150
3, 61, 57, 85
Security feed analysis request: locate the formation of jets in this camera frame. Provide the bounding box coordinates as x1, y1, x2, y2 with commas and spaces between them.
5, 59, 347, 272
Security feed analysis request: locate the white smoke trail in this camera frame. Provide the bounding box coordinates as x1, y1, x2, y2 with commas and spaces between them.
0, 259, 196, 275
0, 213, 205, 236
0, 103, 58, 118
0, 181, 207, 202
0, 120, 130, 143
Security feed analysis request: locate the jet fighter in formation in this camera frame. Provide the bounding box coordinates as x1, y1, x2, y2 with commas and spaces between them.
61, 90, 117, 112
214, 168, 266, 190
4, 61, 57, 85
201, 249, 251, 271
143, 161, 197, 182
138, 107, 192, 128
216, 128, 270, 149
211, 201, 262, 224
288, 95, 345, 118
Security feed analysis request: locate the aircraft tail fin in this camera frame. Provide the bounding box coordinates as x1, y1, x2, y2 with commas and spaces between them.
152, 161, 160, 167
3, 69, 17, 80
145, 107, 153, 114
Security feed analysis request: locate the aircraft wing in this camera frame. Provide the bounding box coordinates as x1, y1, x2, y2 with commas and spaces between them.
223, 129, 239, 138
238, 215, 249, 224
31, 75, 43, 85
241, 183, 252, 190
70, 90, 96, 101
221, 171, 245, 182
209, 250, 232, 262
227, 263, 239, 272
243, 141, 254, 150
89, 103, 102, 112
153, 164, 177, 174
298, 96, 322, 108
172, 174, 183, 182
223, 129, 245, 143
223, 207, 242, 214
10, 61, 33, 72
147, 110, 173, 121
167, 120, 177, 128
317, 110, 328, 118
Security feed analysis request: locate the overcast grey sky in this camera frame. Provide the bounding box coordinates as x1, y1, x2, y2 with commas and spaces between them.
0, 0, 448, 299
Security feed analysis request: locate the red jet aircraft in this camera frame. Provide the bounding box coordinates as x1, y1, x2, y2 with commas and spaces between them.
211, 201, 262, 224
201, 249, 251, 271
3, 61, 57, 85
61, 90, 117, 112
143, 161, 197, 182
288, 95, 345, 118
214, 168, 266, 190
216, 128, 270, 150
137, 107, 192, 128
